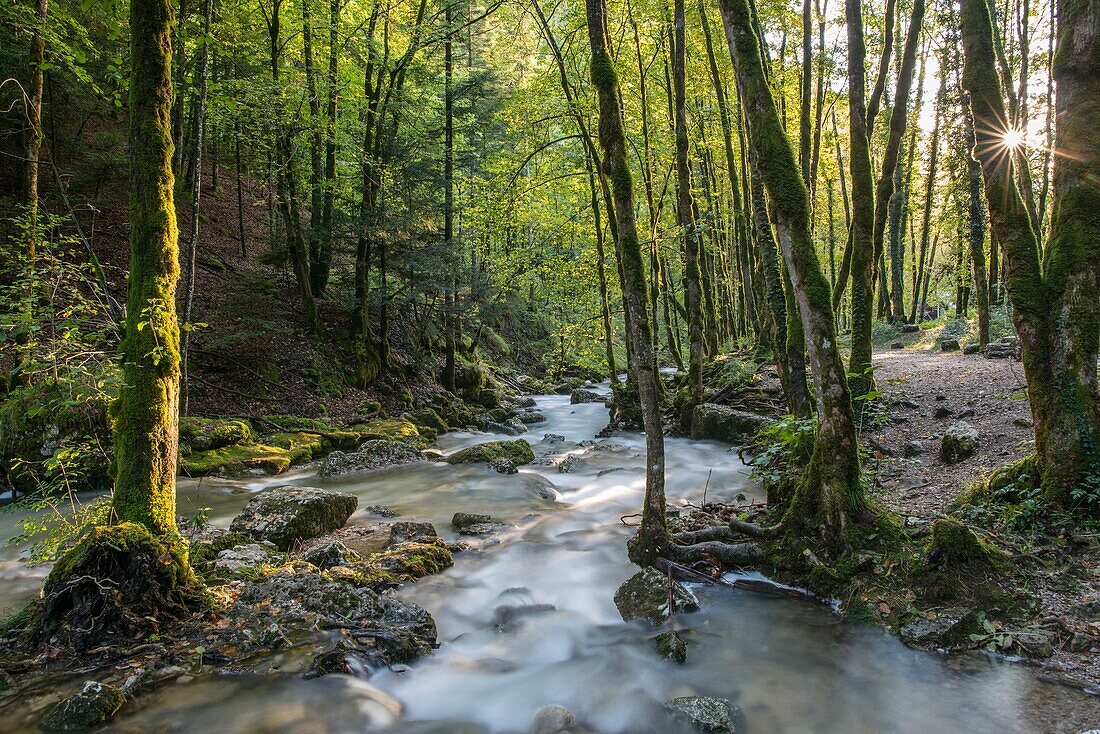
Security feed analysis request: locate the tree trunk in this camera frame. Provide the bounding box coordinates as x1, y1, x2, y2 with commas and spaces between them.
963, 110, 990, 347
673, 0, 704, 410
180, 0, 212, 416
960, 0, 1100, 505
113, 0, 181, 535
20, 0, 47, 260
586, 0, 668, 564
720, 0, 866, 545
910, 73, 943, 323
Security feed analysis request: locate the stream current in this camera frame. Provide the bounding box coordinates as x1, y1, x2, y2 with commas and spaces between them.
2, 388, 1097, 733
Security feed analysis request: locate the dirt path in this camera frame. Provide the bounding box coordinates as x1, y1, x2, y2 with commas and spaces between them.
868, 347, 1033, 517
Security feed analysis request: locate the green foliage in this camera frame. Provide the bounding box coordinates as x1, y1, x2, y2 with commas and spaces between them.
4, 493, 113, 564
746, 415, 817, 495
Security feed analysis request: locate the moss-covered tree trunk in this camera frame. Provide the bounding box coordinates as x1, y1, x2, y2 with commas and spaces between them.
112, 0, 180, 535
672, 0, 704, 411
19, 0, 47, 259
844, 0, 877, 398
586, 0, 668, 564
960, 0, 1100, 505
720, 0, 866, 545
962, 110, 990, 347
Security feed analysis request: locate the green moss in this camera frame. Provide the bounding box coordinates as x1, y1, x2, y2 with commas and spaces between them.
180, 443, 292, 477
926, 518, 1009, 569
446, 439, 534, 465
348, 419, 420, 443
179, 417, 254, 452
372, 539, 454, 580
323, 564, 397, 589
265, 432, 323, 463
188, 531, 256, 568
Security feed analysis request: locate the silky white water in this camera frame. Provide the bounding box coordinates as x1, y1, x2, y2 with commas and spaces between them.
2, 391, 1095, 733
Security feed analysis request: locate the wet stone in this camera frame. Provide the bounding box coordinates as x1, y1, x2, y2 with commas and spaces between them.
664, 696, 744, 733
39, 681, 125, 732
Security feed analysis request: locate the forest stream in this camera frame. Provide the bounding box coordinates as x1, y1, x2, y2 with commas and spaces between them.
1, 388, 1096, 733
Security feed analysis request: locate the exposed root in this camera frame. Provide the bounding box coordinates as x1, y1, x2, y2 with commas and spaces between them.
674, 526, 734, 544
728, 516, 777, 539
667, 540, 765, 567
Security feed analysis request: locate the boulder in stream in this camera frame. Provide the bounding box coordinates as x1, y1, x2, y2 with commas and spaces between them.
570, 388, 604, 405
230, 486, 357, 550
664, 696, 744, 733
614, 567, 699, 626
318, 440, 422, 477
39, 681, 125, 732
446, 439, 535, 466
690, 404, 772, 444
302, 540, 362, 569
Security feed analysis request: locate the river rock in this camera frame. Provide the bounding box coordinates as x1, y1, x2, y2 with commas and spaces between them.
493, 603, 557, 631
366, 505, 398, 517
511, 396, 538, 408
39, 681, 125, 732
518, 411, 548, 424
374, 539, 455, 579
664, 696, 743, 733
489, 457, 518, 474
484, 418, 528, 436
232, 569, 437, 661
543, 433, 566, 444
521, 474, 561, 501
941, 421, 979, 464
690, 404, 772, 444
230, 486, 357, 550
303, 540, 362, 569
318, 440, 422, 477
446, 440, 535, 466
388, 521, 438, 544
214, 542, 279, 576
452, 512, 507, 536
530, 704, 576, 734
569, 388, 603, 404
656, 630, 688, 664
557, 455, 586, 473
899, 607, 977, 648
614, 567, 699, 626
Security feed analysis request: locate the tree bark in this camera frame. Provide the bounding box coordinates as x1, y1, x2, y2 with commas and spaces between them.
586, 0, 669, 564
113, 0, 181, 535
720, 0, 867, 545
960, 0, 1100, 504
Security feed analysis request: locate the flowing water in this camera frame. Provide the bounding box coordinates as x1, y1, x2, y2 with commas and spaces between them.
2, 391, 1097, 733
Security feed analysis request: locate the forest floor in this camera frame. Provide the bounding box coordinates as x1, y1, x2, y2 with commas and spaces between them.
862, 342, 1100, 691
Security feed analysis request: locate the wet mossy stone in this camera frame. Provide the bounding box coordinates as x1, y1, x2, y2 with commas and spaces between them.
180, 442, 293, 477
614, 567, 699, 626
941, 422, 979, 464
319, 441, 422, 477
373, 539, 454, 580
690, 404, 773, 444
347, 419, 421, 444
303, 540, 362, 570
230, 486, 357, 550
260, 415, 362, 450
265, 432, 324, 463
664, 696, 744, 733
655, 630, 688, 664
388, 522, 438, 544
446, 439, 534, 466
899, 607, 979, 648
452, 359, 486, 391
569, 388, 604, 405
39, 681, 125, 731
32, 523, 196, 652
452, 512, 492, 531
178, 417, 253, 453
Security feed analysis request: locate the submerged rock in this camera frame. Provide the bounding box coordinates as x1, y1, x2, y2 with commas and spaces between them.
39, 681, 125, 732
520, 474, 561, 501
543, 433, 566, 444
557, 455, 586, 474
664, 696, 744, 733
446, 440, 535, 466
655, 630, 688, 664
318, 440, 422, 477
530, 704, 576, 734
690, 404, 772, 444
230, 486, 357, 550
614, 567, 699, 626
940, 421, 979, 464
452, 512, 508, 536
489, 457, 518, 474
518, 411, 547, 425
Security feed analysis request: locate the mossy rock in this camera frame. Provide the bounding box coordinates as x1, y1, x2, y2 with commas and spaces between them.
260, 415, 361, 450
30, 523, 196, 651
265, 432, 324, 464
690, 404, 773, 444
230, 485, 358, 550
445, 439, 534, 466
189, 530, 257, 569
614, 567, 699, 626
348, 419, 421, 444
180, 442, 293, 477
178, 417, 254, 453
371, 538, 454, 580
452, 359, 486, 391
409, 408, 448, 435
925, 518, 1009, 570
39, 681, 125, 731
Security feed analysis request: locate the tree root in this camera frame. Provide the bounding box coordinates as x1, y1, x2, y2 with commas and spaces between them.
668, 540, 765, 567
728, 516, 777, 539
674, 526, 734, 544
